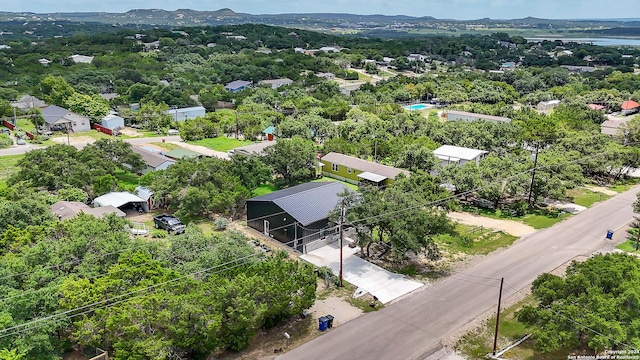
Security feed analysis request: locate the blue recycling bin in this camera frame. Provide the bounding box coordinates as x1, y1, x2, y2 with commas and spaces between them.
606, 230, 614, 240
318, 316, 329, 331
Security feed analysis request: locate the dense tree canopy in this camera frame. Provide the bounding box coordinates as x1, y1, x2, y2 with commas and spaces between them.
518, 254, 640, 353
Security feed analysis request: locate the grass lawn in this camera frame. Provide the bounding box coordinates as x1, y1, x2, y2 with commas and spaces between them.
190, 137, 252, 152
16, 118, 36, 132
0, 154, 24, 180
567, 188, 610, 207
436, 224, 518, 255
253, 184, 280, 197
357, 72, 373, 82
149, 142, 180, 151
463, 204, 570, 230
312, 176, 358, 190
50, 130, 112, 143
616, 240, 639, 252
522, 213, 568, 229
609, 178, 640, 193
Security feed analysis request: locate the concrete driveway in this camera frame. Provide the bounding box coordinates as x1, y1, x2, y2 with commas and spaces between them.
300, 240, 424, 304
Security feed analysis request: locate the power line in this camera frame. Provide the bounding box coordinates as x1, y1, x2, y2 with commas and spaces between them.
0, 252, 262, 337
1, 138, 638, 340
541, 305, 637, 351
0, 244, 144, 282
0, 256, 258, 341
347, 140, 640, 228
0, 248, 182, 303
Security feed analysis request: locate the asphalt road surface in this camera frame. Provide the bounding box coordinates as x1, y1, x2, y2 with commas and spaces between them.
279, 187, 640, 360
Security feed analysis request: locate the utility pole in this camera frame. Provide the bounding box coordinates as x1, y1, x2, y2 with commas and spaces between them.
636, 217, 640, 251
339, 200, 345, 287
527, 142, 540, 206
373, 134, 377, 163
235, 111, 239, 139
492, 277, 504, 356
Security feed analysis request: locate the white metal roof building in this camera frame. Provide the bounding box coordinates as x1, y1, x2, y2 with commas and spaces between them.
433, 145, 488, 166
92, 192, 148, 212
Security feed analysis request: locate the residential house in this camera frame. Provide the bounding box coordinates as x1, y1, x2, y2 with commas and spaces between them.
229, 141, 274, 157
601, 116, 631, 136
407, 53, 426, 62
433, 145, 488, 166
536, 100, 561, 111
164, 106, 206, 122
320, 152, 410, 186
258, 78, 293, 89
561, 65, 596, 73
164, 148, 205, 160
557, 50, 573, 57
69, 54, 94, 64
224, 80, 252, 93
38, 58, 52, 66
621, 100, 640, 116
319, 46, 343, 53
246, 181, 351, 251
256, 48, 272, 54
51, 200, 125, 220
10, 95, 46, 111
499, 41, 516, 48
226, 35, 247, 41
130, 146, 176, 174
41, 105, 91, 133
100, 114, 125, 130
315, 72, 335, 81
142, 40, 160, 51
444, 110, 511, 123
589, 104, 606, 111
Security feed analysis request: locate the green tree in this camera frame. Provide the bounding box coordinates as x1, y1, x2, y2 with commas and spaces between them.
517, 253, 640, 353
264, 137, 317, 185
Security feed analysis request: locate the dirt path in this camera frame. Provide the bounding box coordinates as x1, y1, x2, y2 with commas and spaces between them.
583, 185, 618, 196
447, 212, 535, 237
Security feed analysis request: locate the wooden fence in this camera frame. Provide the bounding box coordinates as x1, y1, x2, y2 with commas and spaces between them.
2, 119, 35, 139
91, 123, 113, 136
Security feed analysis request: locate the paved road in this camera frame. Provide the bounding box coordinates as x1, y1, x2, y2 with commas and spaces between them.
0, 136, 228, 159
279, 187, 640, 360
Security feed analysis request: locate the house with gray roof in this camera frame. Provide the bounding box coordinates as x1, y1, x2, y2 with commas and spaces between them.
225, 80, 252, 93
258, 78, 293, 89
246, 181, 351, 251
130, 146, 176, 174
51, 200, 125, 220
10, 95, 46, 111
41, 105, 91, 133
320, 152, 410, 186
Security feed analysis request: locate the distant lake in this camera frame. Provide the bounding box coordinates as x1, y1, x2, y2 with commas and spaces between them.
526, 37, 640, 46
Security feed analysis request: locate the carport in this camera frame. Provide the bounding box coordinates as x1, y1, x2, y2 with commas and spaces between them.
92, 192, 148, 216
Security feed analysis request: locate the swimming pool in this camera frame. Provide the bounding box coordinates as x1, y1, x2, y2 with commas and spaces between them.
403, 103, 430, 111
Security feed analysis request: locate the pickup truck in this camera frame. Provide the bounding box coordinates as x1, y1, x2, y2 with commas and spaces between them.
153, 214, 186, 234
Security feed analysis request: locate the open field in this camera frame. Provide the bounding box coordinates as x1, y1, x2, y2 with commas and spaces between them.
190, 137, 252, 152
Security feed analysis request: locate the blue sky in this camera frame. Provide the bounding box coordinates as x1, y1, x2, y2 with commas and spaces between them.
2, 0, 638, 20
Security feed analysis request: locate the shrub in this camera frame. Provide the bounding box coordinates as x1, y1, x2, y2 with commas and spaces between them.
0, 134, 11, 149
151, 229, 167, 238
